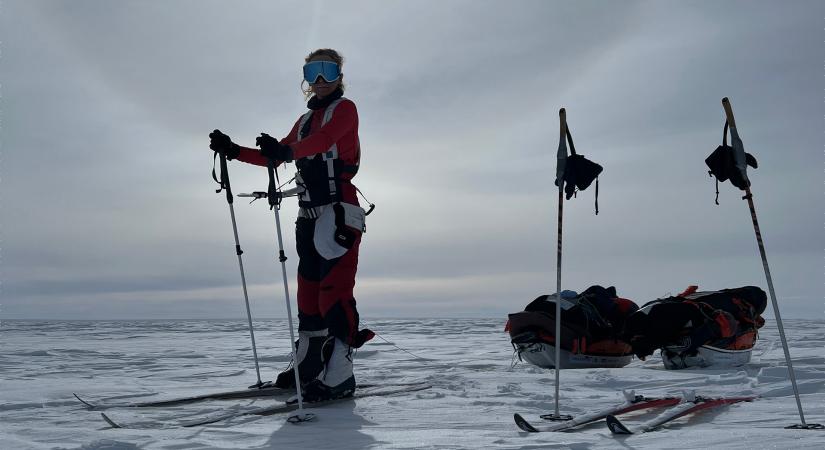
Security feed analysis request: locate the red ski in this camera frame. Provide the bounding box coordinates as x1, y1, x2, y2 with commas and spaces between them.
606, 395, 756, 434
514, 393, 681, 433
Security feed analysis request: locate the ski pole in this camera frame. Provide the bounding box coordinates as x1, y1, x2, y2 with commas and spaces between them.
265, 158, 314, 424
721, 97, 821, 430
213, 151, 265, 388
554, 109, 565, 419
547, 108, 572, 421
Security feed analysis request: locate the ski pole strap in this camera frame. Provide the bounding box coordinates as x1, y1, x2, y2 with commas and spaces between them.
565, 126, 577, 156
212, 151, 222, 190
723, 121, 729, 147
266, 159, 279, 210
355, 187, 376, 216
711, 121, 730, 205
212, 151, 234, 204
594, 177, 599, 215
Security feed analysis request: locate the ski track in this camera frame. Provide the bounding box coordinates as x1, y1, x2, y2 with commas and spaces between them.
1, 319, 824, 449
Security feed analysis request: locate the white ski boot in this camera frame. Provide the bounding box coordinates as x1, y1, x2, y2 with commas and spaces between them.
302, 336, 356, 402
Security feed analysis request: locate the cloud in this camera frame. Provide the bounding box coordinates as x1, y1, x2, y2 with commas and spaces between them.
2, 1, 823, 320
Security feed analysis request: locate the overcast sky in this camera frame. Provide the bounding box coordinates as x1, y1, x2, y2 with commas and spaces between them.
2, 0, 823, 320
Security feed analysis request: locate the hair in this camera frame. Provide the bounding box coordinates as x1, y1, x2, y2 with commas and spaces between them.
301, 48, 345, 99
305, 48, 344, 65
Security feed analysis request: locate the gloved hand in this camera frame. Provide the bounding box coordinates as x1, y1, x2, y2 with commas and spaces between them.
209, 129, 241, 159
256, 133, 294, 162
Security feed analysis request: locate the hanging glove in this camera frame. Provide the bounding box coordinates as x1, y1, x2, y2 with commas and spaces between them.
256, 133, 294, 162
209, 129, 240, 159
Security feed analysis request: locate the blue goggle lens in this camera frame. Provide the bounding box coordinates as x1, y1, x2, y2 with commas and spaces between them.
303, 61, 340, 83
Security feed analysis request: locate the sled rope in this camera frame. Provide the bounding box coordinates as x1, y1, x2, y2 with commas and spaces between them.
361, 323, 428, 361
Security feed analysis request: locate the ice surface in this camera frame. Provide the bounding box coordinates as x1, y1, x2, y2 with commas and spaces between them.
1, 319, 823, 449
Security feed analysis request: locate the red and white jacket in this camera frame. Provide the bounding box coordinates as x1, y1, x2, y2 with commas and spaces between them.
235, 92, 360, 208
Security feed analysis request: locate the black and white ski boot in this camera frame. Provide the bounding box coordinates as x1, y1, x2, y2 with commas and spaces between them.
302, 336, 356, 402
274, 329, 327, 389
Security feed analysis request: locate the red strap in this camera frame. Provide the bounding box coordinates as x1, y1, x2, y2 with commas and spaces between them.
678, 285, 699, 297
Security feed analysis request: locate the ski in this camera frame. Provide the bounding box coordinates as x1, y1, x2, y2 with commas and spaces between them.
76, 381, 394, 410
514, 392, 681, 433
75, 385, 291, 410
606, 395, 756, 435
100, 382, 432, 429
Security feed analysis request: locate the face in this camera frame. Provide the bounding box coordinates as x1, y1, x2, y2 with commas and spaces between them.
308, 55, 342, 99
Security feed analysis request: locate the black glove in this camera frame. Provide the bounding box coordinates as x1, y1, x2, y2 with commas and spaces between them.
256, 133, 294, 162
209, 129, 240, 159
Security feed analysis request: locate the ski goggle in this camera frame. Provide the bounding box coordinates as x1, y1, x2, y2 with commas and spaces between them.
303, 60, 341, 83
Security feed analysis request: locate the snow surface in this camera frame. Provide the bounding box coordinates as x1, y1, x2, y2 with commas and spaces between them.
1, 318, 824, 449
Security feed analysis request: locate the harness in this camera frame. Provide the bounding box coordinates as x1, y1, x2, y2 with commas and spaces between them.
294, 98, 360, 210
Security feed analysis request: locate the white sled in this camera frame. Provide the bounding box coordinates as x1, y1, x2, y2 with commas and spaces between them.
515, 342, 633, 369
661, 344, 752, 370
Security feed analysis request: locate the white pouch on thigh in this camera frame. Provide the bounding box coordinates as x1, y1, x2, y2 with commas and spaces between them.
312, 203, 366, 260
313, 206, 348, 260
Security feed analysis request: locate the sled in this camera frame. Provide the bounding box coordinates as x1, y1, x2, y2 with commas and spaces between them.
661, 344, 753, 370
514, 341, 633, 369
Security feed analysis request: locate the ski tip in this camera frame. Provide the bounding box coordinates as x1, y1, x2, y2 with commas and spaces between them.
100, 412, 122, 429
514, 413, 539, 433
254, 380, 276, 389
606, 414, 633, 435
287, 412, 317, 424
73, 393, 97, 410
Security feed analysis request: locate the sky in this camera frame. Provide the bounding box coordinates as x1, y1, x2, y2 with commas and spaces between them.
1, 0, 823, 320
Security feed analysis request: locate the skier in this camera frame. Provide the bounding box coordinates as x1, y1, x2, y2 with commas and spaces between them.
208, 48, 373, 402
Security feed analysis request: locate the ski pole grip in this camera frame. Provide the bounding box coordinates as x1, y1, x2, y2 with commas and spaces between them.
721, 97, 737, 128
219, 153, 234, 204
556, 107, 569, 188
266, 159, 279, 208
558, 107, 567, 140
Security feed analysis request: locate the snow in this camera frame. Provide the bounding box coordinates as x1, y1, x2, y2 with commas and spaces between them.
1, 318, 824, 449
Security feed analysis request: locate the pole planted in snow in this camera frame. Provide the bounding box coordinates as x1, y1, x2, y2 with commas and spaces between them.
553, 108, 566, 419
265, 158, 315, 424
215, 152, 265, 388
544, 108, 573, 421
720, 97, 819, 430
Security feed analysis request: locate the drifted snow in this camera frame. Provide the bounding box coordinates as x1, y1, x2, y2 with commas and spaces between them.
1, 319, 824, 449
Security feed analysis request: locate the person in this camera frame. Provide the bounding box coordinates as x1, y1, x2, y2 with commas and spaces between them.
208, 48, 373, 402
